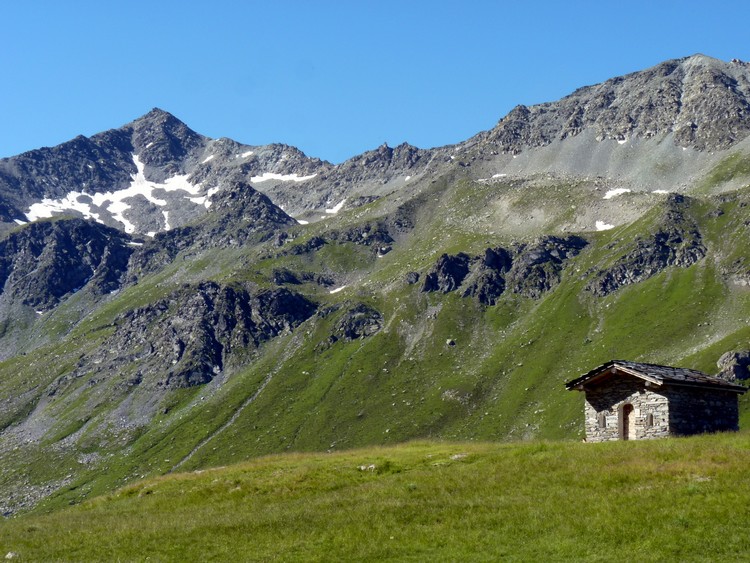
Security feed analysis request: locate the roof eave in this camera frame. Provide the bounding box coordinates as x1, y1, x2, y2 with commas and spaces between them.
615, 365, 662, 386
564, 362, 663, 390
664, 380, 748, 394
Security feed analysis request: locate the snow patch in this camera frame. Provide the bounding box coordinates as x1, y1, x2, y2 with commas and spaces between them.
404, 176, 411, 181
329, 286, 347, 294
24, 154, 206, 233
250, 172, 317, 183
492, 173, 507, 178
201, 155, 215, 164
325, 199, 346, 214
617, 138, 628, 145
297, 219, 309, 225
595, 220, 615, 231
241, 150, 254, 158
204, 186, 221, 207
109, 200, 135, 233
127, 241, 144, 247
652, 190, 670, 194
603, 188, 632, 200
14, 219, 26, 225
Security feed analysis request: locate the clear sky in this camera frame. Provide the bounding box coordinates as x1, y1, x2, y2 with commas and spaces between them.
2, 0, 749, 163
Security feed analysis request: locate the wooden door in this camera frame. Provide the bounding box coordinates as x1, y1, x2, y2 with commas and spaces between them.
621, 404, 636, 440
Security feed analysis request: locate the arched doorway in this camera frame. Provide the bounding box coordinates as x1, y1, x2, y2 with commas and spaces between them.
620, 403, 636, 440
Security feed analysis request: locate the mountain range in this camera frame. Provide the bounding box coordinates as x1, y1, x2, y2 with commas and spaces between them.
2, 53, 750, 515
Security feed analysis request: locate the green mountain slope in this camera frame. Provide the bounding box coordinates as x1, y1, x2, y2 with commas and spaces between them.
2, 170, 750, 515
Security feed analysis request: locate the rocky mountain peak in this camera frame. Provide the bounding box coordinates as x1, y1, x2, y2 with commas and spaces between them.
347, 141, 425, 169
484, 54, 750, 152
127, 109, 206, 171
137, 107, 176, 121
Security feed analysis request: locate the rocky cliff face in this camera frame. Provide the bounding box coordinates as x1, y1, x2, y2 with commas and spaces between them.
0, 218, 132, 311
84, 282, 317, 390
423, 236, 588, 304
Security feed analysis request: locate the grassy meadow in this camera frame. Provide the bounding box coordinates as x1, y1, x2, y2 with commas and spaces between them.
2, 432, 750, 561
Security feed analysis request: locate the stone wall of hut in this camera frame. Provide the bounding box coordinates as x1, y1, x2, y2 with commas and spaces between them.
583, 377, 670, 442
582, 376, 741, 442
665, 386, 739, 435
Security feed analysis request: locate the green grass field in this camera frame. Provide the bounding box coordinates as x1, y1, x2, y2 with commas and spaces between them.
2, 432, 750, 561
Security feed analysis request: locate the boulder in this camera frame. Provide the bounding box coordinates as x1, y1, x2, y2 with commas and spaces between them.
717, 350, 750, 380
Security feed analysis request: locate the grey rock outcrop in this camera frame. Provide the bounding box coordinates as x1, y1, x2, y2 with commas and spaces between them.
507, 236, 588, 299
422, 236, 587, 303
271, 269, 334, 287
717, 351, 750, 380
82, 283, 316, 389
284, 236, 327, 256
327, 222, 394, 248
586, 195, 705, 296
331, 303, 383, 342
422, 253, 472, 293
461, 247, 513, 305
272, 268, 302, 285
279, 219, 401, 260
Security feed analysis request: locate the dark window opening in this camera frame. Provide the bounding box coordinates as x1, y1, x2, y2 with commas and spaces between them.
646, 413, 654, 428
598, 412, 607, 429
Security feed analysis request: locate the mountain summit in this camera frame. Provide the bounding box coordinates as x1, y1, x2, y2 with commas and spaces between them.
482, 54, 750, 152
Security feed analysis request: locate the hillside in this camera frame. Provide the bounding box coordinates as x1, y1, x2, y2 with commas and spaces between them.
1, 54, 750, 515
2, 434, 750, 560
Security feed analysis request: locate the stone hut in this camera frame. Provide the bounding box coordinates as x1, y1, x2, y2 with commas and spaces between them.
565, 360, 747, 442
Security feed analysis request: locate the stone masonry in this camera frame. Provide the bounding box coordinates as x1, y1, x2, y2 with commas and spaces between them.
665, 386, 740, 436
583, 377, 670, 442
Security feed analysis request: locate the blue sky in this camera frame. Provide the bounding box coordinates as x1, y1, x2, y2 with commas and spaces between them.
2, 1, 749, 163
